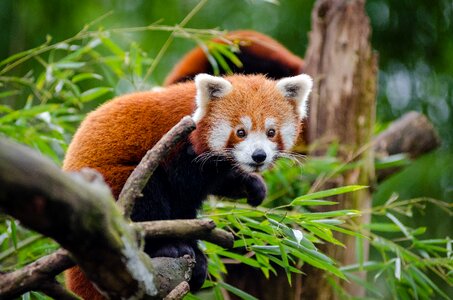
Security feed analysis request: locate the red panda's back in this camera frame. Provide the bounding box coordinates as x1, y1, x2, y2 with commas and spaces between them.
63, 82, 196, 197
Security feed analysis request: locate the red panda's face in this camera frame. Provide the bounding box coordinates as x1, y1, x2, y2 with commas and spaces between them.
192, 74, 312, 173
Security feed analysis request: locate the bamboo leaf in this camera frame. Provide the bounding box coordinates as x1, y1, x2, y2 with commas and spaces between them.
291, 185, 367, 205
80, 87, 112, 103
217, 282, 259, 300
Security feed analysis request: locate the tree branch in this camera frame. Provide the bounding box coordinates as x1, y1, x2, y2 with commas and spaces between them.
0, 138, 158, 299
137, 219, 234, 249
0, 218, 234, 298
117, 116, 196, 218
0, 116, 226, 299
163, 281, 191, 300
374, 111, 440, 158
0, 249, 73, 299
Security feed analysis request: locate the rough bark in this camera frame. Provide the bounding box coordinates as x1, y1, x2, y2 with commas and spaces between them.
0, 137, 160, 299
374, 111, 440, 158
374, 111, 440, 179
163, 281, 190, 300
138, 219, 234, 249
0, 249, 75, 299
301, 0, 377, 298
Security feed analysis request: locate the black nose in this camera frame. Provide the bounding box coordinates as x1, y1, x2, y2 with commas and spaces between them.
252, 149, 267, 163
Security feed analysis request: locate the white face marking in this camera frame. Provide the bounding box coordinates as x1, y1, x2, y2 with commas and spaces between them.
240, 116, 253, 131
281, 119, 297, 150
265, 118, 276, 130
208, 119, 232, 151
233, 132, 277, 173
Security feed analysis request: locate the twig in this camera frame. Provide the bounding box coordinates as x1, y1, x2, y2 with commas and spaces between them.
117, 116, 196, 218
163, 281, 191, 300
0, 250, 195, 299
137, 219, 235, 249
0, 249, 73, 299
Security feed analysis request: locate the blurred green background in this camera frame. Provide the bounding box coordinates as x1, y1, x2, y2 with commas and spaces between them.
0, 0, 452, 298
1, 0, 452, 143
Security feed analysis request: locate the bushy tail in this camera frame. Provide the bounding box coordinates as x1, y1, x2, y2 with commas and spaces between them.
164, 30, 304, 86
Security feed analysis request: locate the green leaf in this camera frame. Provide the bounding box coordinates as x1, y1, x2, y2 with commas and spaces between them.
291, 199, 338, 206
267, 255, 303, 274
217, 282, 259, 300
80, 87, 112, 102
386, 212, 411, 238
310, 219, 344, 225
101, 37, 125, 58
0, 104, 59, 124
210, 48, 233, 75
218, 250, 261, 268
0, 41, 49, 68
283, 238, 335, 265
215, 43, 243, 68
291, 185, 367, 205
365, 222, 402, 232
54, 62, 86, 69
72, 72, 103, 83
410, 266, 450, 299
340, 261, 385, 272
302, 210, 361, 219
251, 245, 280, 254
283, 244, 345, 279
10, 219, 17, 249
30, 292, 49, 300
279, 243, 291, 284
0, 91, 21, 99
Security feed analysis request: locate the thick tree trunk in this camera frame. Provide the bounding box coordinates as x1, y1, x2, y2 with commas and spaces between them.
226, 1, 377, 299
301, 0, 377, 298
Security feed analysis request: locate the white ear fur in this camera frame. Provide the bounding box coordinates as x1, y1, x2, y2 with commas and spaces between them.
192, 74, 233, 122
276, 74, 313, 118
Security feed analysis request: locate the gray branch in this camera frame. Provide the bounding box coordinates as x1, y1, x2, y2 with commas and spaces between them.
0, 138, 160, 299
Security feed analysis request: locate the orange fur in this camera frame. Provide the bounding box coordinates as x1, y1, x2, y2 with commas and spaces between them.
63, 83, 196, 299
63, 75, 302, 299
164, 30, 304, 86
191, 75, 299, 153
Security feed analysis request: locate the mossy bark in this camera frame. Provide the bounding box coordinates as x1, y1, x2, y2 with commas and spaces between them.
301, 0, 377, 298
0, 138, 156, 299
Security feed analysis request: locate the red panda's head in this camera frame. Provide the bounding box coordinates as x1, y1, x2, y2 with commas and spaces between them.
190, 74, 312, 173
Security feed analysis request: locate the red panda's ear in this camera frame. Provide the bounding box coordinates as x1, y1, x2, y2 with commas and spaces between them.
193, 74, 233, 122
276, 74, 313, 119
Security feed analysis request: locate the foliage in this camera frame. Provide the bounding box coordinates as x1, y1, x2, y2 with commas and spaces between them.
1, 1, 452, 299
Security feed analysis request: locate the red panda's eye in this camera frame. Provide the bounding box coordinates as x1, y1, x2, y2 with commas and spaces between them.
236, 129, 247, 138
267, 129, 276, 138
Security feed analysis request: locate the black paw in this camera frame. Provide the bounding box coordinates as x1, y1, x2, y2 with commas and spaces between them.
189, 246, 207, 291
146, 241, 196, 258
145, 241, 207, 291
246, 174, 267, 206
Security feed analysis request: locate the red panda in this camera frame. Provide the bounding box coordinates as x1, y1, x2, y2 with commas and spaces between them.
63, 73, 312, 299
164, 30, 304, 86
